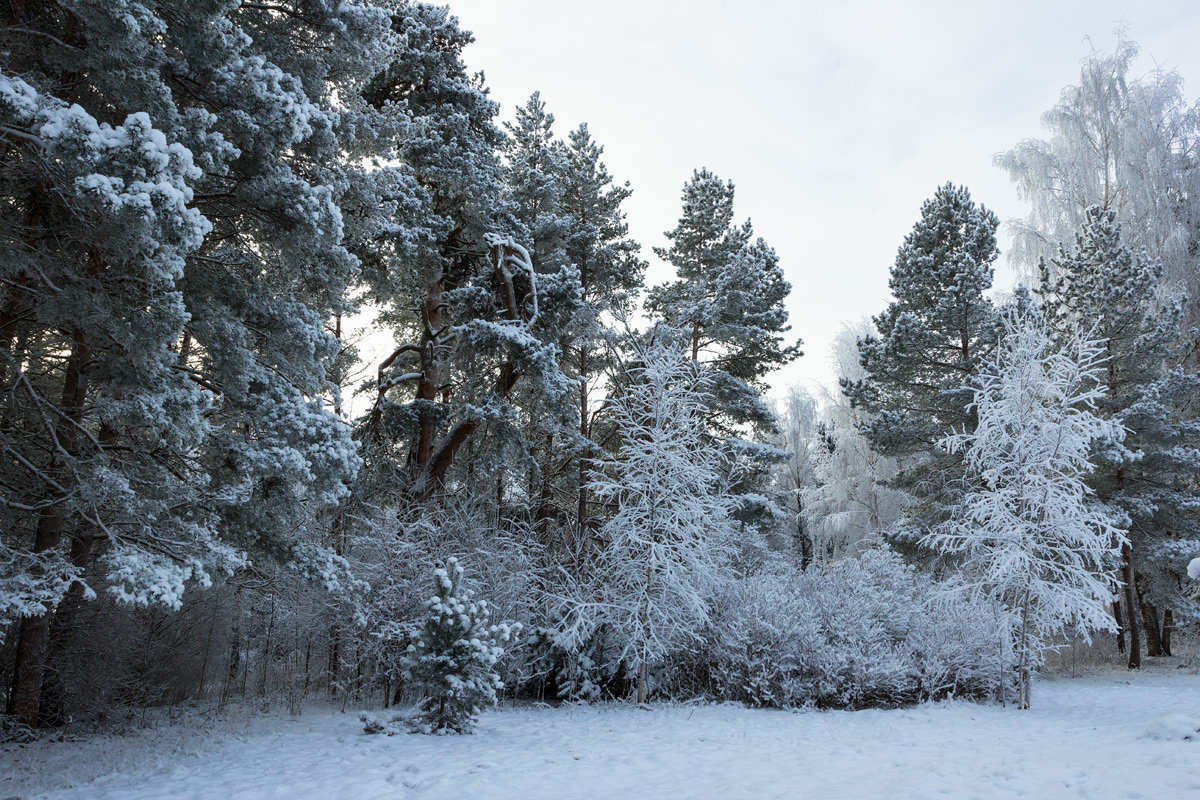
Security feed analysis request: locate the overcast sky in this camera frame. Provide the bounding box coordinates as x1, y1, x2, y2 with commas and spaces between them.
443, 0, 1200, 400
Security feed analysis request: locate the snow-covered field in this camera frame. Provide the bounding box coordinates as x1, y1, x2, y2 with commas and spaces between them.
4, 669, 1199, 800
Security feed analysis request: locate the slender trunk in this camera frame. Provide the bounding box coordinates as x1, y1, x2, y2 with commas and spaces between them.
637, 560, 652, 704
0, 198, 42, 387
1018, 602, 1031, 710
576, 348, 590, 538
1112, 599, 1126, 654
1161, 609, 1174, 657
328, 625, 340, 699
1120, 542, 1141, 669
220, 591, 242, 708
535, 434, 553, 540
198, 603, 218, 699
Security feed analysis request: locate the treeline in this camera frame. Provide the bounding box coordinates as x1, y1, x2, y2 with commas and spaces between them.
0, 2, 1197, 730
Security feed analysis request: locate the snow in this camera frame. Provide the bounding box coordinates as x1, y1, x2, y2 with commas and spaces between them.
5, 672, 1199, 800
1188, 556, 1200, 580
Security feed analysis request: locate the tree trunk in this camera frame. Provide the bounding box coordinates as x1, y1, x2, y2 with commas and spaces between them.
37, 531, 96, 727
1120, 542, 1141, 669
415, 271, 444, 471
577, 348, 590, 539
1112, 600, 1126, 654
1017, 603, 1031, 710
327, 624, 340, 699
6, 328, 91, 728
1139, 591, 1163, 657
535, 433, 554, 540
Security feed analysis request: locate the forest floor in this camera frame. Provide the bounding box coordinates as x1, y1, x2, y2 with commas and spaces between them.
3, 660, 1199, 800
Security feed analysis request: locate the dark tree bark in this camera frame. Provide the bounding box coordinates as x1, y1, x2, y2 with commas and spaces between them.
1161, 608, 1174, 657
1120, 542, 1142, 669
1112, 600, 1126, 654
1139, 591, 1163, 657
6, 328, 91, 728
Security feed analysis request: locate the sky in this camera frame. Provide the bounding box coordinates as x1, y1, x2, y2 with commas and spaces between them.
442, 0, 1200, 400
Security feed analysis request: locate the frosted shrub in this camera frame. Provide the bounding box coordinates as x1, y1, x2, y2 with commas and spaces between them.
702, 550, 1010, 708
400, 559, 518, 734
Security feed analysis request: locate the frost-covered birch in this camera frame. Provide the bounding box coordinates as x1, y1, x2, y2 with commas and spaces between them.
922, 309, 1125, 709
583, 335, 737, 703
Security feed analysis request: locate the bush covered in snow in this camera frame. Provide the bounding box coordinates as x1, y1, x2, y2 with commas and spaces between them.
696, 550, 1012, 708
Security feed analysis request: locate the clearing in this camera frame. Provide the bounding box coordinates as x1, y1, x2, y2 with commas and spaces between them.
4, 667, 1199, 799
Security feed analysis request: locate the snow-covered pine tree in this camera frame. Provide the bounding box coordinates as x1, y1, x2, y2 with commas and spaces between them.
559, 123, 645, 540
500, 92, 583, 541
922, 307, 1125, 709
2, 0, 386, 726
400, 558, 517, 734
1036, 206, 1200, 664
842, 183, 1000, 539
648, 170, 800, 435
578, 334, 737, 703
646, 170, 799, 547
357, 5, 573, 506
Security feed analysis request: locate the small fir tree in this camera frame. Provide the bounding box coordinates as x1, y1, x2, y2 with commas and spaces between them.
402, 558, 517, 734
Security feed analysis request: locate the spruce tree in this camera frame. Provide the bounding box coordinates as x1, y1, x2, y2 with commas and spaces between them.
1036, 206, 1200, 664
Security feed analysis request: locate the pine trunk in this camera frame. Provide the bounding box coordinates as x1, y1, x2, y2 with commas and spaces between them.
6, 328, 91, 728
1139, 593, 1163, 657
1161, 609, 1174, 656
1120, 542, 1142, 669
415, 270, 444, 471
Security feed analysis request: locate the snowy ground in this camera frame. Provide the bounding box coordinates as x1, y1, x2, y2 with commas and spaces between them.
4, 668, 1199, 800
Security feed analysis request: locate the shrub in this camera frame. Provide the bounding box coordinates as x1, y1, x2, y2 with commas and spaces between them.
699, 550, 1012, 708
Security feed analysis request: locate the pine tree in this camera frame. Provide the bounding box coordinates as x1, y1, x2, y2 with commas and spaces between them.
401, 558, 517, 734
559, 122, 645, 540
357, 5, 573, 506
1036, 206, 1200, 664
843, 183, 1000, 535
1, 0, 384, 727
648, 169, 800, 434
646, 170, 799, 545
500, 93, 582, 541
922, 308, 1125, 709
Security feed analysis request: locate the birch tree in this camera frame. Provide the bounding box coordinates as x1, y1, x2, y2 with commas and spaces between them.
922, 309, 1125, 708
582, 335, 737, 703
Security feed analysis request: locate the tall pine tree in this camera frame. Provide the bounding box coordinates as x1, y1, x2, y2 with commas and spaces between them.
842, 183, 1000, 537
